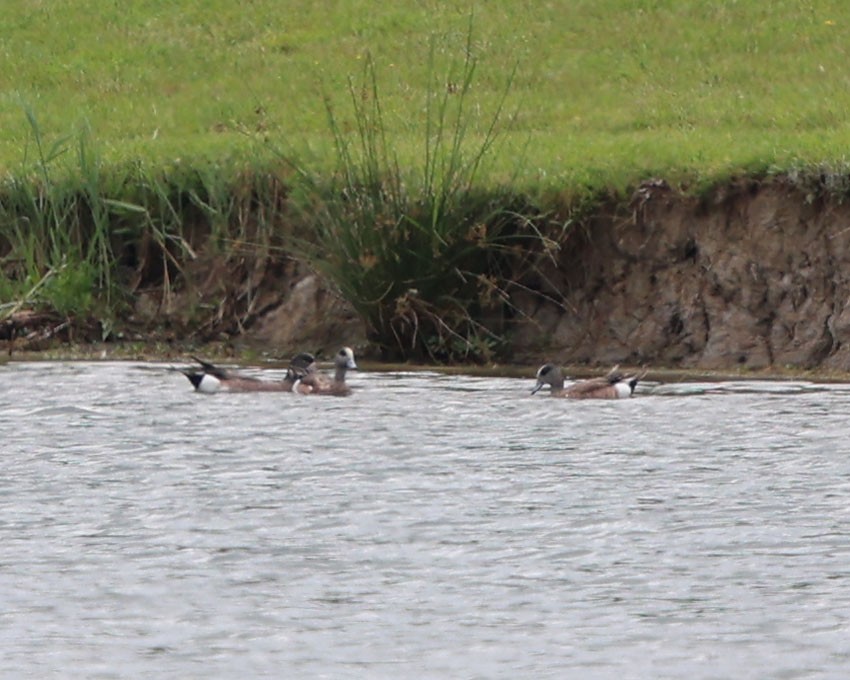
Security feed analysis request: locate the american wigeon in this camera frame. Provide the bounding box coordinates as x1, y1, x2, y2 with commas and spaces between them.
531, 363, 643, 399
293, 346, 357, 396
180, 352, 316, 393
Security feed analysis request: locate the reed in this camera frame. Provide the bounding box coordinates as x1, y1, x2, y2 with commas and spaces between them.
0, 111, 100, 322
0, 110, 292, 341
282, 23, 549, 361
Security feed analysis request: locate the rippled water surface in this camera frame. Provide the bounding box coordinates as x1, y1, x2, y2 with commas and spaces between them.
2, 361, 850, 678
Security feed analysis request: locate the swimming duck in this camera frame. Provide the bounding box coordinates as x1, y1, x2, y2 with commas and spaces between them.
293, 346, 357, 396
180, 352, 316, 394
531, 363, 642, 399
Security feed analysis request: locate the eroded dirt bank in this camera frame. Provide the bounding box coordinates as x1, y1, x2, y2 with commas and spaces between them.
511, 178, 850, 371
6, 177, 850, 375
240, 176, 850, 372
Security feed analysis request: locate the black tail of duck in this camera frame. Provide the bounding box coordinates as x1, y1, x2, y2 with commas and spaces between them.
179, 352, 317, 393
532, 363, 645, 399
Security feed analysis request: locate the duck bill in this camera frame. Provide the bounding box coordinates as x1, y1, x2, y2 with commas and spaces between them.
531, 381, 544, 395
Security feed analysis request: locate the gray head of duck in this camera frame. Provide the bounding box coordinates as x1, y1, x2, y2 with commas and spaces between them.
531, 363, 563, 394
336, 346, 357, 372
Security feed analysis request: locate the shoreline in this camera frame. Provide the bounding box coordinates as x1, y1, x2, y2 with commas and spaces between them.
5, 178, 850, 377
6, 341, 850, 384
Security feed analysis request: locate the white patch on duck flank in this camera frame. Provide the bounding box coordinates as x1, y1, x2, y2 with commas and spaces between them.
197, 373, 222, 394
614, 380, 635, 398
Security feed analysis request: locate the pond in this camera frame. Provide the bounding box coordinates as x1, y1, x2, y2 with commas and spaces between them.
1, 361, 849, 678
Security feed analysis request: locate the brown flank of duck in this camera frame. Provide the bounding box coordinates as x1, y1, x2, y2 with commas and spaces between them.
181, 352, 316, 393
531, 363, 644, 399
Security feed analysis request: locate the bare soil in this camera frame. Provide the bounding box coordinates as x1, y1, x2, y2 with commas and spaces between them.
510, 178, 850, 376
6, 177, 850, 380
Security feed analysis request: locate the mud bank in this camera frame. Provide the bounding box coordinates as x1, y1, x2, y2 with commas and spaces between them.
237, 176, 850, 373
6, 177, 850, 375
511, 178, 850, 371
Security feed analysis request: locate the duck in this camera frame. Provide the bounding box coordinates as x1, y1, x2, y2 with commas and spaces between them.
531, 363, 643, 399
293, 346, 357, 396
179, 352, 316, 394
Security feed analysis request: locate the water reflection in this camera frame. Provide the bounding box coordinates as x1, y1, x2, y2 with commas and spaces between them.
1, 362, 850, 678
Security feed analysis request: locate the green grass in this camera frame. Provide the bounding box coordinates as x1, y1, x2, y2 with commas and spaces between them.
3, 1, 850, 357
3, 0, 850, 192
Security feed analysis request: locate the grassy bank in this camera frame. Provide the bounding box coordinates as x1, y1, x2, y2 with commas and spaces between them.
3, 1, 850, 359
4, 1, 850, 187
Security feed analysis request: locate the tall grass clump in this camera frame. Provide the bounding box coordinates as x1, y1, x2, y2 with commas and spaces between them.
285, 26, 547, 362
0, 111, 189, 337
0, 108, 291, 342
0, 111, 115, 330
